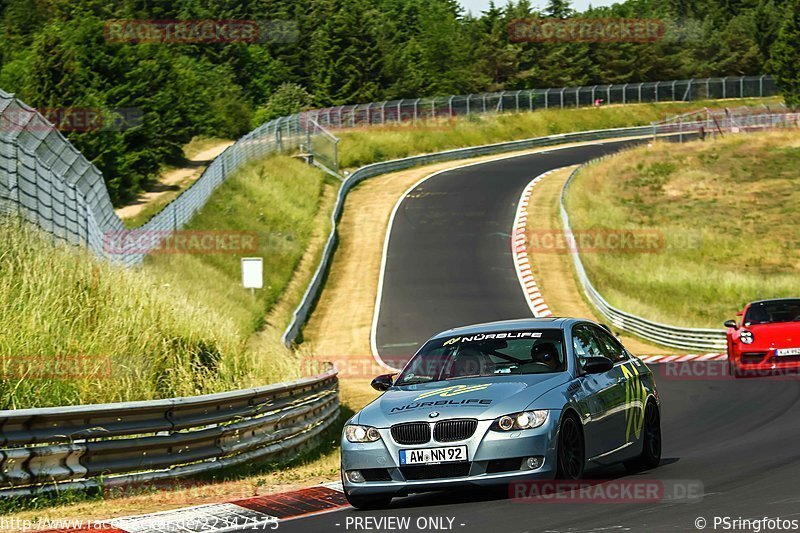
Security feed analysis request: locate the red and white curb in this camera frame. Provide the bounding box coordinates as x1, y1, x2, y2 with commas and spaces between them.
511, 171, 725, 364
44, 483, 348, 532
638, 353, 727, 363
512, 170, 556, 318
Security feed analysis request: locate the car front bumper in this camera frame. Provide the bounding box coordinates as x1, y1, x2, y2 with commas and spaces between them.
341, 412, 560, 497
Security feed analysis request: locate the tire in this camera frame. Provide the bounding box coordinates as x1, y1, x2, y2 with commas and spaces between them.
729, 358, 743, 379
624, 401, 661, 472
556, 413, 585, 480
344, 490, 393, 510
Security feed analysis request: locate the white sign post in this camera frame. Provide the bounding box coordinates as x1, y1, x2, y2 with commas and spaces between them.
241, 257, 263, 300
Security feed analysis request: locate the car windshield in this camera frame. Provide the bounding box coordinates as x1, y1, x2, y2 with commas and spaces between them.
744, 300, 800, 325
395, 330, 566, 385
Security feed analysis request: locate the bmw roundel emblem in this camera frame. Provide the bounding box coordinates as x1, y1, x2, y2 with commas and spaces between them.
429, 411, 440, 418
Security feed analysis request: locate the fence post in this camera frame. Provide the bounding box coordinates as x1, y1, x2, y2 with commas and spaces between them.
560, 88, 565, 108
760, 75, 765, 97
448, 95, 454, 118
638, 83, 643, 103
544, 89, 550, 109
672, 80, 677, 101
723, 76, 727, 99
529, 90, 534, 110
482, 94, 487, 113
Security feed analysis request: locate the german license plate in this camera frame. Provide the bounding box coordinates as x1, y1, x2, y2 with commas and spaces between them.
399, 445, 467, 465
776, 347, 800, 356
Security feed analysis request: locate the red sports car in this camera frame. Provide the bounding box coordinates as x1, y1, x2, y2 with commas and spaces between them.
726, 298, 800, 378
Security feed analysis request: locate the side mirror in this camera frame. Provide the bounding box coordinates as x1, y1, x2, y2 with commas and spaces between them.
724, 320, 738, 329
583, 357, 614, 375
371, 374, 394, 391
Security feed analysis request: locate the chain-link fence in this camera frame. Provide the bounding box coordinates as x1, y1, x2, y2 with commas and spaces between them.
0, 91, 316, 266
301, 76, 777, 129
0, 75, 780, 267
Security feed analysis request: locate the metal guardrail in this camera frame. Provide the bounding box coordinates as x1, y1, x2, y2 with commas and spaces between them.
558, 111, 798, 351
286, 111, 797, 349
0, 366, 338, 497
282, 123, 680, 346
559, 159, 725, 352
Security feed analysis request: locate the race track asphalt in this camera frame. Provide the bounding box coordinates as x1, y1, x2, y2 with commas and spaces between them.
278, 139, 800, 532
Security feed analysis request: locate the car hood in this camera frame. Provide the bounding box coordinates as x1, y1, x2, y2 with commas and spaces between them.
355, 373, 570, 427
740, 322, 800, 350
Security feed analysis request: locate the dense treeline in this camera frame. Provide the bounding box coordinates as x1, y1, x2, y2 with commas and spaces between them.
0, 0, 797, 204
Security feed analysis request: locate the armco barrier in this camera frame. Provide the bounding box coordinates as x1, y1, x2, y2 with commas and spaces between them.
285, 111, 793, 349
0, 365, 338, 497
560, 163, 728, 352
282, 124, 668, 346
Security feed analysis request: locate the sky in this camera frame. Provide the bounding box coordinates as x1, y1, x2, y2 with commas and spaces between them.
458, 0, 619, 15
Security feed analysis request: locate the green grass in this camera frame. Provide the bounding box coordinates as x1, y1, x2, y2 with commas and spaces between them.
0, 156, 329, 409
337, 98, 783, 169
144, 156, 331, 337
565, 128, 800, 328
0, 218, 251, 408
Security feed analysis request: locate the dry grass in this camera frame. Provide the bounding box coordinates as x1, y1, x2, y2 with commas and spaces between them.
524, 167, 677, 355
565, 129, 800, 328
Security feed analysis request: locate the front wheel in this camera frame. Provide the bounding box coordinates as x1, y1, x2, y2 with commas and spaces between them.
344, 490, 393, 510
556, 414, 585, 480
624, 401, 661, 472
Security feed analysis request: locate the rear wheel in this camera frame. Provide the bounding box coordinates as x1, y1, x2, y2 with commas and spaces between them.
624, 401, 661, 472
556, 414, 584, 480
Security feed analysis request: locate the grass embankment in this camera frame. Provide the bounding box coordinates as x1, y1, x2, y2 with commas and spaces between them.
0, 156, 331, 409
565, 129, 800, 328
336, 98, 782, 168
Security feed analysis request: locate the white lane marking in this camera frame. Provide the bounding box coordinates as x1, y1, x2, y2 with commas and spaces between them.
370, 138, 648, 368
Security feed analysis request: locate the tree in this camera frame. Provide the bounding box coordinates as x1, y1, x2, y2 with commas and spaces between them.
770, 0, 800, 107
251, 83, 314, 126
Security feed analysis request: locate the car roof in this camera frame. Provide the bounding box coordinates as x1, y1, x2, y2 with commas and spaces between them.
429, 317, 590, 340
747, 298, 800, 306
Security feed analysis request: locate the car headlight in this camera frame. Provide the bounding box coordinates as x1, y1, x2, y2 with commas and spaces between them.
740, 330, 754, 344
491, 410, 548, 431
345, 425, 381, 443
